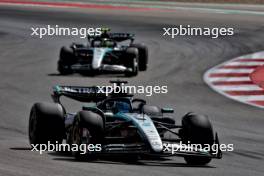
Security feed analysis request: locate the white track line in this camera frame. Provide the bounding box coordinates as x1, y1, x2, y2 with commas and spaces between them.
208, 77, 251, 82
231, 95, 264, 101
225, 62, 264, 66
238, 52, 264, 59
212, 69, 254, 73
215, 85, 262, 91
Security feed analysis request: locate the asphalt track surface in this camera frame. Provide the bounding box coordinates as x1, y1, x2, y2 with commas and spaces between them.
0, 3, 264, 176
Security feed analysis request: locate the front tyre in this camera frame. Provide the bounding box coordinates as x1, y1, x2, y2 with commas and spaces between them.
71, 111, 104, 160
58, 46, 74, 75
124, 47, 139, 77
130, 43, 148, 71
58, 61, 72, 75
181, 113, 214, 165
28, 102, 65, 146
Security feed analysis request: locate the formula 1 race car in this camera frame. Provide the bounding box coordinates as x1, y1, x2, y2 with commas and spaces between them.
28, 81, 222, 165
58, 29, 148, 77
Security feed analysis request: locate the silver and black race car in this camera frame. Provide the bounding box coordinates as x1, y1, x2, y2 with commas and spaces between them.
28, 81, 222, 165
58, 29, 148, 77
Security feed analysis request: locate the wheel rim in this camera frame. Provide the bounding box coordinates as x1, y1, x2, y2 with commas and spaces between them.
132, 57, 138, 73
72, 119, 92, 156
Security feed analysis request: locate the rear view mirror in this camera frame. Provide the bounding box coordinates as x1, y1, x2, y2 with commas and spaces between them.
161, 108, 174, 113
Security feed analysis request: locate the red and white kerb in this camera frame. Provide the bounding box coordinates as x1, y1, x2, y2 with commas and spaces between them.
204, 51, 264, 108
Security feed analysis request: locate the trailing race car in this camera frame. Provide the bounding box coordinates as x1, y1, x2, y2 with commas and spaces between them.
58, 29, 148, 77
28, 80, 222, 165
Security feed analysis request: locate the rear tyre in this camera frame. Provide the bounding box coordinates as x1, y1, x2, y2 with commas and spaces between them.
124, 47, 139, 77
58, 46, 74, 75
181, 113, 214, 165
131, 43, 148, 71
71, 111, 104, 160
28, 102, 65, 146
142, 105, 161, 116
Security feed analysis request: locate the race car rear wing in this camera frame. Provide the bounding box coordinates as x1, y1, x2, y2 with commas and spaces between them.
109, 33, 135, 42
52, 85, 107, 103
88, 33, 135, 42
52, 84, 133, 103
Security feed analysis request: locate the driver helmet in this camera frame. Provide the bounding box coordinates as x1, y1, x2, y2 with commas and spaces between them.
106, 101, 131, 113
101, 38, 110, 47
115, 101, 131, 113
101, 38, 115, 48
